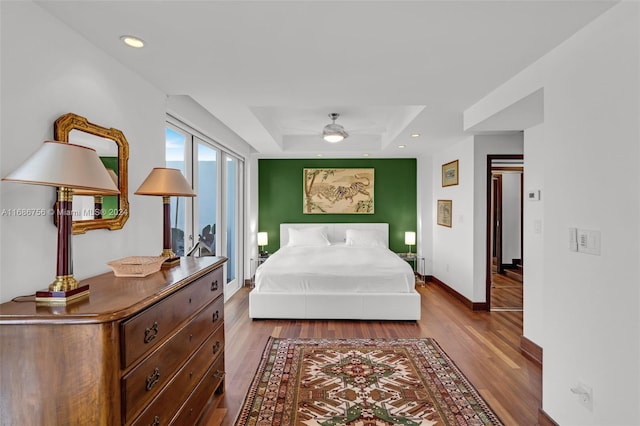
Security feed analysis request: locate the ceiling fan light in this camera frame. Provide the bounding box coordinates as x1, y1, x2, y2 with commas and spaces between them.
323, 133, 345, 143
322, 122, 348, 143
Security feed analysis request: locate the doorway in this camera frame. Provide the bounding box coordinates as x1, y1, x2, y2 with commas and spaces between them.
486, 155, 524, 311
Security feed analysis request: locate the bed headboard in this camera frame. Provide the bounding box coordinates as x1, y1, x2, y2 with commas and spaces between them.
280, 223, 389, 247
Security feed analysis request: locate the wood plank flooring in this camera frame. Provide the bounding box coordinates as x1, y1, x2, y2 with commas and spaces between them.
491, 272, 524, 311
202, 282, 541, 425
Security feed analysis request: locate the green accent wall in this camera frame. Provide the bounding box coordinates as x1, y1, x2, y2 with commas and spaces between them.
99, 157, 119, 218
258, 158, 417, 253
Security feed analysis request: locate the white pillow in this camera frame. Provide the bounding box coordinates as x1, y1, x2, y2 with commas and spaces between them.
287, 227, 331, 247
345, 229, 387, 248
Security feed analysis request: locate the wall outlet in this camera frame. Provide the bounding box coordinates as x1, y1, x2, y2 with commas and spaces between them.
571, 382, 593, 411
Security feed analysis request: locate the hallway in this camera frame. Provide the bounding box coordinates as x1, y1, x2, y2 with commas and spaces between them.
491, 268, 523, 311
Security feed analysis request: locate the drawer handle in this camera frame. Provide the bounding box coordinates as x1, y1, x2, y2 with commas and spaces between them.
151, 416, 160, 426
146, 367, 160, 391
144, 322, 158, 344
211, 280, 219, 291
212, 310, 220, 322
214, 370, 225, 380
213, 341, 221, 354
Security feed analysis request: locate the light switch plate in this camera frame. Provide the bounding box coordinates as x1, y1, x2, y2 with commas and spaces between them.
577, 229, 601, 255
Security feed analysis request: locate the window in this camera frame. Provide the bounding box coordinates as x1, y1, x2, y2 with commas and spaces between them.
165, 125, 190, 256
225, 155, 239, 283
165, 118, 244, 292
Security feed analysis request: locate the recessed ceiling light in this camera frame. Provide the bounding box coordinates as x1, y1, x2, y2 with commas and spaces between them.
316, 153, 323, 157
362, 153, 369, 157
410, 133, 420, 138
120, 35, 145, 48
398, 145, 406, 149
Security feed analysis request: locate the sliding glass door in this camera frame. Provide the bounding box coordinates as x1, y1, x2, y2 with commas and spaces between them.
224, 155, 238, 284
165, 125, 192, 256
165, 119, 244, 296
195, 141, 218, 256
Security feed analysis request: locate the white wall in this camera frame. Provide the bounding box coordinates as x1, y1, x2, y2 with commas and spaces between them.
522, 123, 545, 346
166, 95, 253, 160
501, 172, 521, 264
472, 134, 524, 302
0, 2, 165, 302
417, 154, 433, 275
465, 2, 640, 424
431, 134, 522, 303
432, 137, 475, 299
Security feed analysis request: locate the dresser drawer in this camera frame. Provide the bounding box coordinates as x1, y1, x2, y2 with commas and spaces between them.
170, 354, 225, 425
122, 298, 224, 423
121, 266, 223, 368
130, 325, 225, 426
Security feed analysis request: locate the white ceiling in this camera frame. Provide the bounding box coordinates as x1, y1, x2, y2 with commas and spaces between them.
36, 0, 616, 157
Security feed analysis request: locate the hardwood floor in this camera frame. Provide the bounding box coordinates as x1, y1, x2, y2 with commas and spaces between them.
202, 282, 541, 425
491, 271, 524, 311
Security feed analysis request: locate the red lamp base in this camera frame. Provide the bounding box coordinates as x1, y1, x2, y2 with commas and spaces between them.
35, 284, 90, 304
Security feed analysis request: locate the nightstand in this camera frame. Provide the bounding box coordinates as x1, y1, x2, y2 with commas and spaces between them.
250, 254, 270, 287
396, 253, 425, 285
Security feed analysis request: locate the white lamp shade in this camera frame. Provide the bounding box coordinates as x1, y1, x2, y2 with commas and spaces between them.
405, 231, 416, 245
135, 167, 196, 196
257, 232, 268, 246
74, 168, 120, 196
2, 141, 120, 193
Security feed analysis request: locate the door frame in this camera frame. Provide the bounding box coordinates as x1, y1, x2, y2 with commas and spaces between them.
485, 154, 524, 310
492, 173, 503, 274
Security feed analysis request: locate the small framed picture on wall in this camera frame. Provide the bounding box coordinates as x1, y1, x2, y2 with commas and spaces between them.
442, 160, 459, 187
437, 199, 452, 227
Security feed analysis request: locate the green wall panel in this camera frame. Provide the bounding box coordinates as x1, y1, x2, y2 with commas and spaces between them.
258, 158, 417, 253
100, 156, 119, 218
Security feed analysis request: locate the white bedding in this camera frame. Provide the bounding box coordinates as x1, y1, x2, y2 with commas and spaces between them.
254, 245, 415, 294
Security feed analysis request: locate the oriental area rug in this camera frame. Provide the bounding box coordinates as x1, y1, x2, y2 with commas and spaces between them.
235, 337, 504, 426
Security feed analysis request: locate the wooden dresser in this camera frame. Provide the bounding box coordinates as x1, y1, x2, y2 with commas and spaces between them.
0, 256, 227, 425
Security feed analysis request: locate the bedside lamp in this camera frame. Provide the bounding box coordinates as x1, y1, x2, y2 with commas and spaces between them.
405, 231, 416, 256
1, 141, 120, 304
257, 232, 268, 256
135, 167, 196, 266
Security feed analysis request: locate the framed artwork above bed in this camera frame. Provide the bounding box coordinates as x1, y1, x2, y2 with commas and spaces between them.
303, 168, 374, 214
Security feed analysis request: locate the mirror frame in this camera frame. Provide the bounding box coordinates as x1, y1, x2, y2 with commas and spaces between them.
54, 112, 130, 234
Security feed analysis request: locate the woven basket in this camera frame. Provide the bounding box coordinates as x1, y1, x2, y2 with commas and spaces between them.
107, 256, 166, 277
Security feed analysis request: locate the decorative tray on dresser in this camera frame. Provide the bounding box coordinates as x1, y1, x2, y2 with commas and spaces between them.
0, 256, 228, 425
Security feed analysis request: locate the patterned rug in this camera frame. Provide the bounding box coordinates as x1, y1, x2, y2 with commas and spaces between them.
236, 337, 503, 426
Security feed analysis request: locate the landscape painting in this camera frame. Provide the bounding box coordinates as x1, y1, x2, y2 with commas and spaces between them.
303, 168, 374, 214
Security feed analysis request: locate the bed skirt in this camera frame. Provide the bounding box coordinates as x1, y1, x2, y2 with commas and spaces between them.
249, 291, 421, 320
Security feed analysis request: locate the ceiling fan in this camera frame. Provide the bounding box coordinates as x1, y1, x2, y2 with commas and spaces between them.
322, 113, 349, 143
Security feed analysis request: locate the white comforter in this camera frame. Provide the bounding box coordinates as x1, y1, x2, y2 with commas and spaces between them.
254, 245, 415, 294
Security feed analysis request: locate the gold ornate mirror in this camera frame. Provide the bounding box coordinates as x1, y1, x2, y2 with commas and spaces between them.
54, 113, 129, 234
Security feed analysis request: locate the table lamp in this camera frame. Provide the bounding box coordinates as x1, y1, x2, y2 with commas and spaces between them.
405, 231, 416, 256
1, 141, 120, 304
257, 232, 268, 256
135, 167, 196, 266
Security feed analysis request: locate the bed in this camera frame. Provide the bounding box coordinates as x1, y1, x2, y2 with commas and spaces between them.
249, 223, 421, 320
